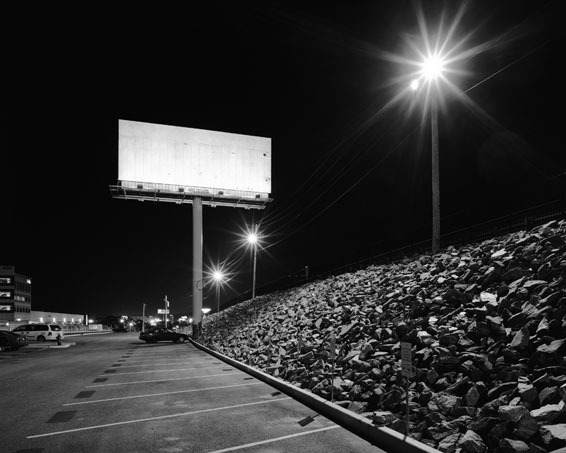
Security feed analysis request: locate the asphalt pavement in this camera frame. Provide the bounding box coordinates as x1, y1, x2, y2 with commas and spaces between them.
1, 333, 383, 453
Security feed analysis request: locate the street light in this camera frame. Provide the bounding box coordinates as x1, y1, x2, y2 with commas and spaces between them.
212, 269, 225, 314
247, 226, 259, 300
411, 53, 446, 253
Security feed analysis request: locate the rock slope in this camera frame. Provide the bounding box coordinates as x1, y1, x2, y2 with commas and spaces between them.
202, 219, 566, 452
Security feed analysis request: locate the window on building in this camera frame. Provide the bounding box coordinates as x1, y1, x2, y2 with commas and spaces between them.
0, 277, 11, 285
0, 291, 12, 298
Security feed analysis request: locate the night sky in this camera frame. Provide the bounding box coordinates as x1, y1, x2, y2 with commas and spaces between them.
6, 0, 566, 319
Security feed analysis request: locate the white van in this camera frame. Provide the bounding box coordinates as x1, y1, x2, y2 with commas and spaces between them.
12, 324, 64, 342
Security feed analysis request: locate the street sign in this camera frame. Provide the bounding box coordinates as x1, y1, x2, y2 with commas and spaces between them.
401, 342, 413, 377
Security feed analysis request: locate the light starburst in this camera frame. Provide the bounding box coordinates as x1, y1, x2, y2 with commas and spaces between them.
376, 0, 504, 126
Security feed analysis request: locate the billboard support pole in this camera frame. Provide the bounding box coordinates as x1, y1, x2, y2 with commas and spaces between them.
192, 197, 203, 339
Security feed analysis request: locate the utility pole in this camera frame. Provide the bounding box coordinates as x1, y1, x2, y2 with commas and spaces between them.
142, 303, 146, 333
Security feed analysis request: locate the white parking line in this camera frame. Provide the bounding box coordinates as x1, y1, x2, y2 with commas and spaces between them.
206, 426, 340, 452
128, 354, 197, 358
100, 366, 228, 376
64, 382, 263, 406
86, 372, 242, 388
27, 397, 292, 439
114, 360, 216, 367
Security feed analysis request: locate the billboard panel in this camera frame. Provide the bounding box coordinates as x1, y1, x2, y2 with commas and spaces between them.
118, 120, 271, 198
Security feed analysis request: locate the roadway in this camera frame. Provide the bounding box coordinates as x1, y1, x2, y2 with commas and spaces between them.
0, 332, 383, 453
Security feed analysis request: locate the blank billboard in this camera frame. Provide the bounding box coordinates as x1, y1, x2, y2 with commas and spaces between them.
118, 120, 271, 198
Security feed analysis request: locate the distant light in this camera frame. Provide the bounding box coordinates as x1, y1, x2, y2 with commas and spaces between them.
63, 318, 67, 323
188, 318, 193, 324
16, 318, 21, 322
39, 317, 43, 322
88, 319, 94, 324
52, 318, 56, 322
422, 54, 445, 80
410, 79, 419, 91
201, 308, 211, 314
26, 279, 31, 284
129, 322, 134, 327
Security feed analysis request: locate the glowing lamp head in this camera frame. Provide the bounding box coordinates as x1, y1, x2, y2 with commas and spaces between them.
212, 270, 224, 282
247, 232, 258, 245
422, 54, 445, 80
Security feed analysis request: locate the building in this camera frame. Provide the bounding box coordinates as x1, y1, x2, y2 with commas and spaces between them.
0, 265, 32, 323
0, 266, 87, 331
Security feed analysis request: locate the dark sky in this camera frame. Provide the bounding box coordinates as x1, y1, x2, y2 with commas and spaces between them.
6, 0, 566, 319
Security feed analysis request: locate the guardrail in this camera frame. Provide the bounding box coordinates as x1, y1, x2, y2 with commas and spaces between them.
190, 338, 440, 453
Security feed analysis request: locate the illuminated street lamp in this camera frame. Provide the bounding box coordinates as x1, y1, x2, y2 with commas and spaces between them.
247, 226, 259, 300
212, 269, 225, 314
411, 52, 446, 253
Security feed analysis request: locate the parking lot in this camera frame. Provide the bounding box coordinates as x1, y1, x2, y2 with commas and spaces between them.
1, 333, 381, 452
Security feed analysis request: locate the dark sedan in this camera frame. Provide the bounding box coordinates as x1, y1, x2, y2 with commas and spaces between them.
139, 328, 189, 343
0, 331, 29, 350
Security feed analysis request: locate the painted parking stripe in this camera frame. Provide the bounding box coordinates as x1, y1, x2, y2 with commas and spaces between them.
109, 360, 219, 368
27, 397, 292, 439
98, 366, 227, 377
86, 372, 242, 388
118, 357, 208, 363
64, 382, 263, 406
207, 425, 340, 452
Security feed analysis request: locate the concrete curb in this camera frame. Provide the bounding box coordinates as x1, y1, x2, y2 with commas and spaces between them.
190, 339, 440, 453
25, 342, 75, 349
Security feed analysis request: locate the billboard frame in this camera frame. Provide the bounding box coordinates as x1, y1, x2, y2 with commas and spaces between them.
109, 181, 271, 210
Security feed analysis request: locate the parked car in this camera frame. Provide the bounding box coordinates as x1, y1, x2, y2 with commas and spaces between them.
11, 324, 64, 342
0, 331, 29, 350
139, 328, 189, 343
112, 325, 129, 333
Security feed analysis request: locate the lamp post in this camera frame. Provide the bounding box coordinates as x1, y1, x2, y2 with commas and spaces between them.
247, 227, 259, 300
411, 54, 444, 253
212, 270, 224, 314
431, 90, 440, 253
